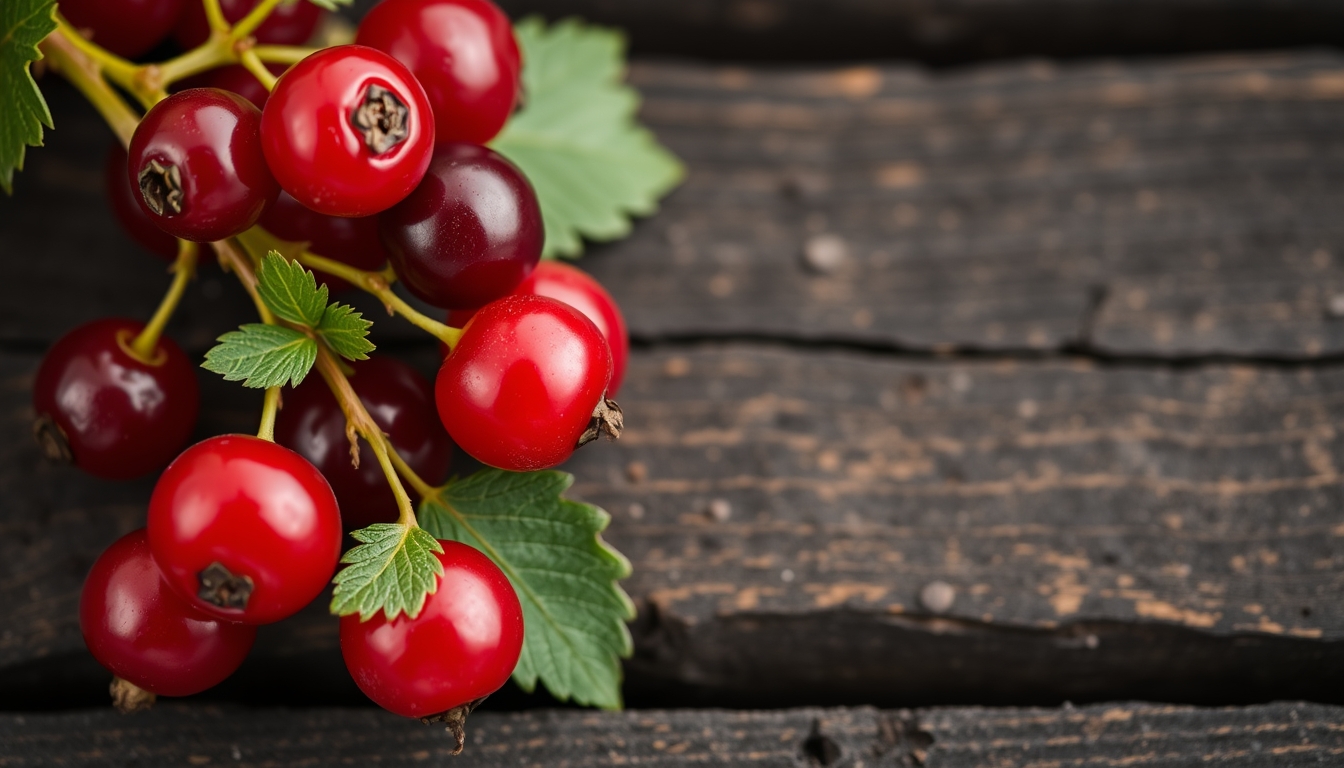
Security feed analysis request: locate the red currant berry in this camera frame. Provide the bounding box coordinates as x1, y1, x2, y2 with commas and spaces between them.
381, 143, 542, 310
259, 191, 390, 292
274, 357, 452, 531
436, 295, 618, 471
33, 318, 199, 480
148, 435, 342, 625
61, 0, 186, 59
449, 260, 630, 394
340, 540, 523, 718
105, 144, 178, 262
261, 45, 435, 218
174, 0, 324, 49
81, 529, 256, 697
356, 0, 521, 145
128, 88, 279, 242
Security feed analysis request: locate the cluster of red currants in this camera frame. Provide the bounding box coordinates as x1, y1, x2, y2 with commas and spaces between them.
39, 0, 631, 720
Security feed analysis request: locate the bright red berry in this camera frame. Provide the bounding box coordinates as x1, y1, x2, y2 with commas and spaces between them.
105, 144, 178, 262
81, 529, 256, 697
148, 435, 343, 625
381, 143, 542, 310
261, 45, 435, 217
33, 318, 199, 480
60, 0, 186, 59
259, 191, 390, 292
436, 295, 618, 471
449, 260, 630, 394
174, 0, 324, 49
128, 88, 279, 242
340, 540, 523, 718
274, 357, 452, 530
356, 0, 521, 145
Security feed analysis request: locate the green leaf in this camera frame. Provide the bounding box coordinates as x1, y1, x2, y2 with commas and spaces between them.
258, 251, 327, 327
317, 302, 374, 361
419, 469, 634, 709
0, 0, 56, 194
492, 17, 683, 259
202, 323, 316, 389
331, 524, 444, 621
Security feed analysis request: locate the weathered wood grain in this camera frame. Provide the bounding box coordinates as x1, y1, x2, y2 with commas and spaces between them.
1, 702, 1341, 767
2, 345, 1341, 706
7, 53, 1344, 357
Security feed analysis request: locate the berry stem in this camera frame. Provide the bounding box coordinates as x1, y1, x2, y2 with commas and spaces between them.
251, 44, 318, 64
386, 441, 437, 499
257, 386, 281, 442
38, 31, 139, 147
231, 0, 287, 41
313, 346, 420, 528
129, 240, 199, 363
201, 0, 231, 35
239, 49, 278, 91
212, 238, 277, 324
51, 14, 141, 92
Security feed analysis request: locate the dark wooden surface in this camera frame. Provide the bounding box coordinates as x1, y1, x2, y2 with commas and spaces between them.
2, 701, 1342, 766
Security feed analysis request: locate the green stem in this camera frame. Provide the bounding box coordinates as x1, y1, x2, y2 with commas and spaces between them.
231, 0, 286, 41
302, 250, 464, 350
239, 49, 277, 90
387, 443, 436, 499
39, 32, 139, 147
154, 39, 233, 86
257, 386, 281, 441
51, 15, 141, 95
251, 44, 318, 64
201, 0, 230, 34
130, 240, 198, 362
213, 239, 276, 324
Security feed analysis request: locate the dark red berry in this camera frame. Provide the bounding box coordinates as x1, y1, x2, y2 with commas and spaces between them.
105, 144, 178, 262
128, 88, 279, 242
148, 435, 342, 625
356, 0, 521, 145
174, 0, 324, 49
436, 295, 617, 471
81, 529, 256, 697
33, 318, 199, 480
61, 0, 186, 59
260, 191, 390, 292
274, 356, 452, 531
381, 143, 542, 310
261, 45, 435, 218
340, 540, 523, 718
448, 260, 630, 394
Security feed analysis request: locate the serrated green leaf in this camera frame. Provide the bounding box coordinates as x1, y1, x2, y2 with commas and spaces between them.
492, 17, 683, 259
0, 0, 56, 194
331, 524, 444, 621
258, 251, 328, 327
202, 323, 316, 389
317, 302, 374, 361
419, 470, 634, 709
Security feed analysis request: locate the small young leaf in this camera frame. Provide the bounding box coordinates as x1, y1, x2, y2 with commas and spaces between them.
330, 523, 444, 621
258, 251, 328, 327
202, 323, 317, 389
0, 0, 57, 194
491, 17, 683, 258
419, 469, 634, 709
317, 302, 374, 361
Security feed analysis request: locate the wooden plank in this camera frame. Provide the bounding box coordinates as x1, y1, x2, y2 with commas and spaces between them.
495, 0, 1344, 64
2, 345, 1341, 706
7, 53, 1344, 357
1, 702, 1341, 766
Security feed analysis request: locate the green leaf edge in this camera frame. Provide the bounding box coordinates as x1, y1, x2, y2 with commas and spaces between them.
330, 524, 445, 622
0, 0, 58, 194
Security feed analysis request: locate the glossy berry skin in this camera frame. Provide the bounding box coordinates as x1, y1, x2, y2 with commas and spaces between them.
381, 143, 542, 309
33, 318, 199, 480
260, 191, 390, 293
437, 295, 612, 471
356, 0, 521, 145
128, 88, 278, 242
341, 540, 523, 718
262, 45, 434, 218
174, 0, 324, 49
81, 530, 256, 697
105, 145, 178, 262
449, 260, 629, 394
148, 435, 342, 625
61, 0, 185, 59
274, 357, 452, 531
